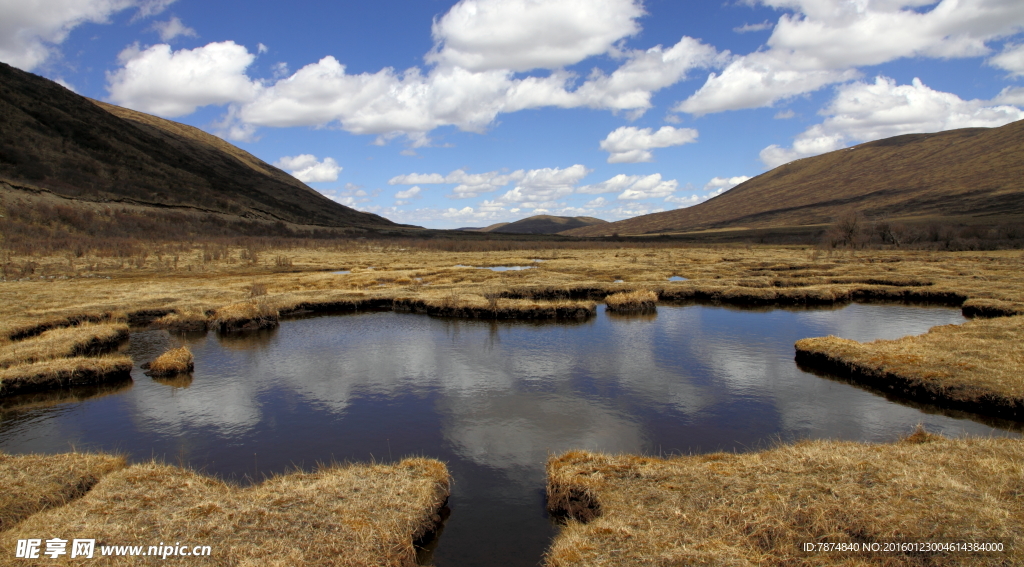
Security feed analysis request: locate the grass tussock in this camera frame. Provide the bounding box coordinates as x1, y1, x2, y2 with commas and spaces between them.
604, 290, 657, 314
146, 346, 194, 377
545, 431, 1024, 566
211, 300, 279, 333
0, 356, 133, 396
795, 315, 1024, 419
152, 307, 209, 332
0, 323, 128, 369
394, 295, 596, 320
0, 451, 125, 531
0, 457, 450, 566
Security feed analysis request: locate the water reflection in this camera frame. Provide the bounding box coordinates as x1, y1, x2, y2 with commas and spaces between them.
0, 303, 1016, 567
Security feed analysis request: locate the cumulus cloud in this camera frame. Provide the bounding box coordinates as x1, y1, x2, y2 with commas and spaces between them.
703, 176, 751, 192
273, 154, 342, 183
0, 0, 142, 70
106, 41, 260, 117
426, 0, 644, 72
615, 173, 678, 200
497, 164, 591, 207
989, 42, 1024, 77
774, 109, 795, 119
994, 86, 1024, 105
678, 0, 1024, 115
759, 76, 1024, 168
151, 16, 196, 41
599, 125, 698, 163
394, 186, 422, 199
577, 173, 644, 194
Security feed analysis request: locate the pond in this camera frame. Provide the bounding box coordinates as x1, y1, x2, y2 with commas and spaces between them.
0, 303, 1016, 566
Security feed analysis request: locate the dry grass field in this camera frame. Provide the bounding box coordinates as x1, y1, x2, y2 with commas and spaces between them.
2, 241, 1023, 564
0, 451, 126, 531
545, 430, 1024, 566
0, 456, 450, 567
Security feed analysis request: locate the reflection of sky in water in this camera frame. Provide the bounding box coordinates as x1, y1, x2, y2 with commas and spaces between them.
0, 303, 1011, 567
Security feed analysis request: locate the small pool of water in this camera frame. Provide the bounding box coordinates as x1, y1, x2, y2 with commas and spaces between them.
0, 303, 1015, 567
668, 276, 687, 281
454, 265, 535, 271
331, 270, 351, 275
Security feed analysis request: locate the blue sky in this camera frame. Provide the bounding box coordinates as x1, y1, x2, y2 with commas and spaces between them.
3, 0, 1024, 229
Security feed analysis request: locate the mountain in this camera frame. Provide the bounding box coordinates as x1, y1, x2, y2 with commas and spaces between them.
0, 61, 403, 233
479, 215, 607, 234
565, 121, 1024, 237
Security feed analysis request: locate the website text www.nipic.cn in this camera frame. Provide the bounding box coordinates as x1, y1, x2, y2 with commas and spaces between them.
15, 539, 212, 560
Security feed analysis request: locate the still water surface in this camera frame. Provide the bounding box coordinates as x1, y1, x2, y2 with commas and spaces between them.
0, 303, 1017, 566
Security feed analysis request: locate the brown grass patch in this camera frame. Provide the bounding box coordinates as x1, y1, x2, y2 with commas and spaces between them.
795, 315, 1024, 419
211, 300, 279, 333
0, 457, 450, 566
146, 346, 194, 377
152, 308, 209, 332
0, 323, 128, 369
394, 295, 596, 320
0, 356, 133, 396
604, 290, 657, 314
0, 451, 125, 531
545, 431, 1024, 566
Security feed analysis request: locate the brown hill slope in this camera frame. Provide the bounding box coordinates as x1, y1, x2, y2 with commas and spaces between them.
483, 215, 607, 234
0, 62, 399, 231
566, 122, 1024, 237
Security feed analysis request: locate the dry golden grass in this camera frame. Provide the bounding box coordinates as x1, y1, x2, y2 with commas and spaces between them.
0, 356, 133, 396
152, 307, 209, 332
210, 300, 279, 332
0, 457, 450, 566
0, 451, 125, 531
0, 323, 128, 369
604, 290, 658, 314
545, 430, 1024, 567
146, 346, 194, 377
796, 315, 1024, 418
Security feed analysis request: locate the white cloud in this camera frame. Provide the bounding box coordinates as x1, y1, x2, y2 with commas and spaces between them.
133, 0, 174, 20
703, 176, 751, 192
0, 0, 139, 70
577, 173, 643, 194
151, 16, 195, 41
994, 86, 1024, 105
599, 125, 698, 163
557, 36, 725, 113
989, 42, 1024, 77
426, 0, 644, 72
734, 20, 773, 33
774, 109, 795, 119
498, 164, 591, 207
395, 186, 422, 199
616, 173, 678, 200
585, 197, 609, 208
389, 172, 446, 185
759, 76, 1024, 167
106, 41, 260, 117
678, 0, 1024, 115
273, 154, 342, 183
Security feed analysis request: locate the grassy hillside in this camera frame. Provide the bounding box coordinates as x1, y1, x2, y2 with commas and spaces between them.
481, 215, 607, 234
566, 122, 1024, 237
0, 62, 400, 232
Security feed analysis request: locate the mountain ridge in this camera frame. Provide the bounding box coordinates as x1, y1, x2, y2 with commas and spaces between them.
565, 122, 1024, 237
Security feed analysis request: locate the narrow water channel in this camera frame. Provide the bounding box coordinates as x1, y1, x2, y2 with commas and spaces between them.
0, 303, 1017, 566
